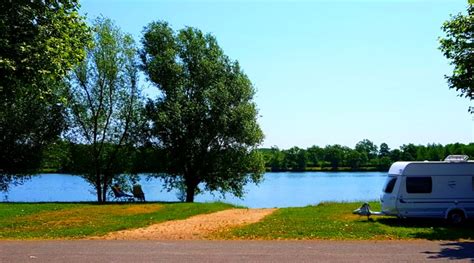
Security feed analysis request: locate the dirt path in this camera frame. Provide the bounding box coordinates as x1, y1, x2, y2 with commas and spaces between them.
97, 208, 276, 240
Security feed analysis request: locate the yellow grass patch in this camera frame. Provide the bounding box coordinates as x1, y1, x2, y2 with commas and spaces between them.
17, 204, 163, 230
338, 213, 363, 221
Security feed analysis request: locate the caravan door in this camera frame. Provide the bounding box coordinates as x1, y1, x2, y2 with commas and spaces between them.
381, 175, 399, 215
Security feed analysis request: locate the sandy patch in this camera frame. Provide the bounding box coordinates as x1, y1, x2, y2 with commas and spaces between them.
96, 208, 276, 240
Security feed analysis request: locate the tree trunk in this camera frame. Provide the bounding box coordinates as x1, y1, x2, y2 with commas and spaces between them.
101, 182, 107, 203
185, 174, 199, 203
96, 172, 104, 203
101, 173, 109, 203
185, 183, 195, 203
96, 185, 103, 203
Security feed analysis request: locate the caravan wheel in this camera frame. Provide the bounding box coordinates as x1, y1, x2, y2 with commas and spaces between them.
447, 210, 465, 225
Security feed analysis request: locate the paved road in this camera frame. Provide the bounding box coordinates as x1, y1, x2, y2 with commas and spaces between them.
1, 240, 473, 262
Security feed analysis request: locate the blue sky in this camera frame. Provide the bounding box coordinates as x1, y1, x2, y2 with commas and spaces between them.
80, 0, 473, 149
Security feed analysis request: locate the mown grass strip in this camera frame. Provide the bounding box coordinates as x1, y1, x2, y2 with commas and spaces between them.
225, 202, 474, 240
0, 202, 234, 239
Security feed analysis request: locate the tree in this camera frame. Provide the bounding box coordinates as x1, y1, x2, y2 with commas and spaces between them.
284, 147, 307, 171
0, 0, 90, 191
346, 150, 367, 170
355, 139, 378, 160
426, 143, 445, 161
379, 143, 390, 157
141, 21, 264, 202
389, 149, 402, 162
306, 145, 323, 167
415, 145, 428, 160
439, 5, 473, 112
377, 157, 392, 171
267, 147, 285, 171
400, 144, 417, 161
323, 145, 344, 170
65, 18, 142, 203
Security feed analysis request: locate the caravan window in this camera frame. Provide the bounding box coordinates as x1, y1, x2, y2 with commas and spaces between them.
383, 177, 397, 193
406, 177, 432, 193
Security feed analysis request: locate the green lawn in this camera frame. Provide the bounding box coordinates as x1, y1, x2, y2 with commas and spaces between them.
225, 202, 474, 240
3, 202, 473, 240
0, 202, 234, 239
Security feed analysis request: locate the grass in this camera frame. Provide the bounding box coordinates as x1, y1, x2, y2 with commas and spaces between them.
0, 202, 234, 239
3, 201, 473, 241
224, 202, 474, 240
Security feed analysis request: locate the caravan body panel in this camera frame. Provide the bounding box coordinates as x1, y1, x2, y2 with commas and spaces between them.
381, 161, 474, 219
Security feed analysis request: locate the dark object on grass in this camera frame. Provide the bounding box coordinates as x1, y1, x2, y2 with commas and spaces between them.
133, 185, 146, 202
353, 203, 384, 220
112, 184, 134, 202
353, 202, 372, 220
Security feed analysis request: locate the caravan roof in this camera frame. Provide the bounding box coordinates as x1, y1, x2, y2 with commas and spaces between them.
388, 160, 474, 176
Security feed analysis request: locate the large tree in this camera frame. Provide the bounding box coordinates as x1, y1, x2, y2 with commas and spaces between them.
0, 0, 90, 191
66, 18, 142, 203
141, 21, 265, 202
439, 4, 473, 112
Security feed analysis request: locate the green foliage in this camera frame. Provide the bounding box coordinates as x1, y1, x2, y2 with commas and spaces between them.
40, 140, 71, 172
0, 0, 91, 87
323, 144, 346, 169
258, 141, 474, 172
439, 5, 473, 112
355, 139, 378, 160
0, 202, 234, 239
284, 147, 307, 171
65, 17, 143, 203
346, 150, 367, 170
140, 21, 265, 202
379, 143, 390, 157
377, 156, 392, 171
306, 146, 324, 167
130, 145, 166, 173
40, 140, 474, 174
261, 147, 286, 171
228, 202, 474, 240
400, 143, 417, 161
0, 0, 90, 191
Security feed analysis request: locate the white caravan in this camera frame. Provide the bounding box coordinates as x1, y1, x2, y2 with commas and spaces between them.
379, 155, 474, 224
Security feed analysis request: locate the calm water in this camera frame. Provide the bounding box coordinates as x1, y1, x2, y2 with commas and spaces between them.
2, 172, 387, 208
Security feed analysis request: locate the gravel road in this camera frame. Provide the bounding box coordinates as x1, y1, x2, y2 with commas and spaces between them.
1, 240, 473, 262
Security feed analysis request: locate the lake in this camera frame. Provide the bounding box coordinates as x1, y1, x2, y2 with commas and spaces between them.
2, 172, 388, 208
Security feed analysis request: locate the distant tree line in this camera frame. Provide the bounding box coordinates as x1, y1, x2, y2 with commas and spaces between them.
40, 139, 474, 174
260, 140, 474, 172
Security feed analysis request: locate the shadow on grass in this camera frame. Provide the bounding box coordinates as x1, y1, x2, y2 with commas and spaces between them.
376, 217, 474, 240
422, 242, 474, 260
